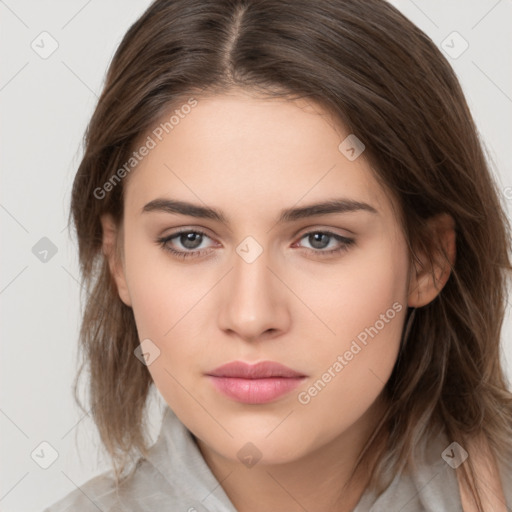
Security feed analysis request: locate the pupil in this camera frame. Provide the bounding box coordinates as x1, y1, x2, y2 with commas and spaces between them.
182, 232, 201, 249
310, 233, 329, 249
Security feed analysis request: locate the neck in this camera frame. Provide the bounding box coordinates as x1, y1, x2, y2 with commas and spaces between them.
195, 394, 389, 512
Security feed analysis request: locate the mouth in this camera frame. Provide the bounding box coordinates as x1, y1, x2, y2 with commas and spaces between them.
206, 361, 307, 404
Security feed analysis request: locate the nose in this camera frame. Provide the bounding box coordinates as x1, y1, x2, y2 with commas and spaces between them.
217, 245, 291, 343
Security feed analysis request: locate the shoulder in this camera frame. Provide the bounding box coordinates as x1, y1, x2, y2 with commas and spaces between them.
456, 433, 511, 512
41, 470, 121, 512
41, 405, 238, 512
40, 455, 213, 512
355, 429, 463, 511
40, 459, 167, 512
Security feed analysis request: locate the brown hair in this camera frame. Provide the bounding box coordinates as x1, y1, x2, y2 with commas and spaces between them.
69, 0, 512, 508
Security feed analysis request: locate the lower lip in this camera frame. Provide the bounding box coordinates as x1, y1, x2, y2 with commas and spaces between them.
208, 376, 305, 404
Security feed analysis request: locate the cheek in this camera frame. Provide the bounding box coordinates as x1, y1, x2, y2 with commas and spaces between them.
122, 237, 217, 398
123, 232, 209, 338
295, 300, 404, 449
294, 237, 409, 421
298, 234, 409, 353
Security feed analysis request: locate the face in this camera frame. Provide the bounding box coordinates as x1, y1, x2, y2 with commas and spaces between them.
106, 89, 414, 466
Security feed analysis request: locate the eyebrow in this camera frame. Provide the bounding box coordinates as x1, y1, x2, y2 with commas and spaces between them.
141, 197, 378, 224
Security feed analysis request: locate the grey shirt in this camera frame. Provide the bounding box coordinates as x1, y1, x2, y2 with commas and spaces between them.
43, 406, 512, 512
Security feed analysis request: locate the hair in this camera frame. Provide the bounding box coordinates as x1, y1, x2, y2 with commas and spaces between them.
69, 0, 512, 509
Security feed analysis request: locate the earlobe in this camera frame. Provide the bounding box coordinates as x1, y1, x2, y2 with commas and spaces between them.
100, 213, 132, 307
408, 213, 456, 308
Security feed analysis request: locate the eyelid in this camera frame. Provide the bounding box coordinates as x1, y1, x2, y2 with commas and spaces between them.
159, 226, 218, 243
161, 225, 353, 245
292, 230, 354, 251
161, 224, 216, 236
165, 228, 219, 248
294, 224, 354, 238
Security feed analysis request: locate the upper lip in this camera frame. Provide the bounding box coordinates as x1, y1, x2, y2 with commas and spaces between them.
207, 361, 306, 379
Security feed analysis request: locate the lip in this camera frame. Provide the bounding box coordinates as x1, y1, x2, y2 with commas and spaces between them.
206, 361, 306, 404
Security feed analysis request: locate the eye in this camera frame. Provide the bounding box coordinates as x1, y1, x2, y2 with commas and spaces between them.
156, 229, 215, 260
156, 229, 355, 261
294, 230, 355, 257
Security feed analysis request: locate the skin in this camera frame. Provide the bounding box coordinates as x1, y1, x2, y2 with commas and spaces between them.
101, 89, 457, 511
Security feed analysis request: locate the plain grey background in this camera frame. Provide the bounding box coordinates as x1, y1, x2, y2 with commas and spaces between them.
1, 1, 511, 511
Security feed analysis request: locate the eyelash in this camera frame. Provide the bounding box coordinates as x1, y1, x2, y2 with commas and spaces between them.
156, 229, 355, 260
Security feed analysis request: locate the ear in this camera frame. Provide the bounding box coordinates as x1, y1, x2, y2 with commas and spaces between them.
408, 213, 456, 308
100, 213, 132, 307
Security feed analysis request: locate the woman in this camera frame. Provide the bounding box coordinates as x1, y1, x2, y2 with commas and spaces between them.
44, 0, 512, 510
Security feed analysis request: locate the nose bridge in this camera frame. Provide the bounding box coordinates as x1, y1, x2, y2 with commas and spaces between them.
218, 236, 289, 339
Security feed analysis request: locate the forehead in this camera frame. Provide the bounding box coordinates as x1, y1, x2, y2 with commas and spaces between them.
123, 91, 397, 226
